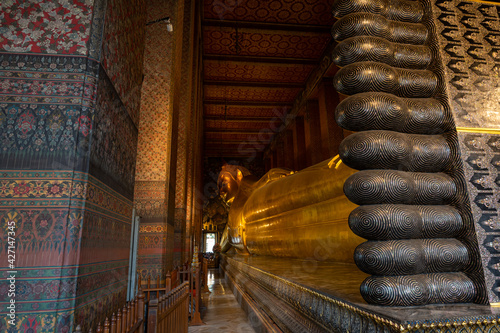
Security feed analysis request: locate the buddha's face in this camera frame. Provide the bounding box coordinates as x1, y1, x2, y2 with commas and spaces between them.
218, 172, 239, 204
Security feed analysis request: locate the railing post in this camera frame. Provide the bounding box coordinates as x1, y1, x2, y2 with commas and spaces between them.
127, 302, 132, 329
202, 258, 209, 292
166, 271, 172, 292
110, 313, 117, 333
122, 305, 127, 331
103, 318, 110, 333
156, 274, 160, 299
116, 309, 122, 333
138, 288, 145, 332
137, 271, 142, 290
190, 251, 204, 326
147, 298, 159, 333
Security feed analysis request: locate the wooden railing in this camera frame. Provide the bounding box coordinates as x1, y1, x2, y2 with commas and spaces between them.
74, 290, 145, 333
147, 281, 190, 333
202, 258, 209, 290
74, 261, 199, 332
138, 269, 180, 302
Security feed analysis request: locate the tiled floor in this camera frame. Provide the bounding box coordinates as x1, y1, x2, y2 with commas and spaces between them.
188, 269, 256, 333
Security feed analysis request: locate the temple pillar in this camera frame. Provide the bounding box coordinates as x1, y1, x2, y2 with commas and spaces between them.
293, 116, 307, 171
304, 100, 323, 166
135, 0, 192, 282
275, 141, 285, 167
318, 80, 343, 158
173, 0, 196, 268
185, 11, 203, 263
283, 130, 295, 170
265, 157, 271, 171
0, 0, 145, 329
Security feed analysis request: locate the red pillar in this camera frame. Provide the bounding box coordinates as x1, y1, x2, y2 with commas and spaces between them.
318, 80, 344, 158
283, 130, 294, 170
305, 100, 323, 166
293, 116, 307, 171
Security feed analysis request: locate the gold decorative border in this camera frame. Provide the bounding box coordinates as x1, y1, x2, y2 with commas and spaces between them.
456, 127, 500, 135
465, 0, 500, 5
223, 255, 500, 333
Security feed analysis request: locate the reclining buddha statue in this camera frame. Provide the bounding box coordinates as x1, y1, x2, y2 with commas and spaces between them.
215, 0, 489, 311
217, 156, 364, 264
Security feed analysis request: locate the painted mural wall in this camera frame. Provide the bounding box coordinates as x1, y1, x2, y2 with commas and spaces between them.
0, 0, 145, 331
134, 0, 178, 281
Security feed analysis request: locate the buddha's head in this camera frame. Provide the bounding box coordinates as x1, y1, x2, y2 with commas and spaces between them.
217, 164, 250, 204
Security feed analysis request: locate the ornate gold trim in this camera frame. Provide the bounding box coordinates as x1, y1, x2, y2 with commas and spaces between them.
223, 255, 500, 333
456, 127, 500, 135
466, 0, 500, 5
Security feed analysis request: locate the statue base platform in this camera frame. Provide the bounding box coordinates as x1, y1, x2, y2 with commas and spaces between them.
220, 254, 500, 333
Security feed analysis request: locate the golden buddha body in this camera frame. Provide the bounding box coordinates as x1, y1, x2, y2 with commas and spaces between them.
217, 156, 365, 263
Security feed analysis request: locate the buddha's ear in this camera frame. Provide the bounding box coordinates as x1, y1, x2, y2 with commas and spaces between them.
236, 169, 244, 182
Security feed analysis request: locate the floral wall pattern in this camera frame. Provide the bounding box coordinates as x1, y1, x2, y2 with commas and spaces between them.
0, 0, 145, 330
0, 0, 94, 55
135, 0, 178, 281
101, 0, 146, 125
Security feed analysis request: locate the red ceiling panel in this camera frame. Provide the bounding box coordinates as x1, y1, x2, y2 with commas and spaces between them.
204, 104, 291, 118
203, 27, 331, 59
204, 60, 315, 83
203, 0, 335, 26
205, 119, 280, 129
205, 132, 275, 142
204, 85, 301, 102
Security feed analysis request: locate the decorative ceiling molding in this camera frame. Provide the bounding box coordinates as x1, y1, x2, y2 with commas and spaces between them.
203, 0, 335, 26
202, 19, 333, 32
204, 80, 303, 88
204, 100, 292, 107
204, 116, 279, 122
203, 54, 319, 65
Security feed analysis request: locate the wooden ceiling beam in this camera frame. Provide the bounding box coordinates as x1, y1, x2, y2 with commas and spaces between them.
205, 139, 270, 144
204, 80, 303, 88
204, 152, 263, 157
204, 100, 292, 107
204, 148, 265, 153
203, 19, 332, 33
203, 54, 319, 65
205, 129, 274, 134
204, 116, 279, 122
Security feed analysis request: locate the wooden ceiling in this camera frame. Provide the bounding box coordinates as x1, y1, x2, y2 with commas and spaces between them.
202, 0, 335, 158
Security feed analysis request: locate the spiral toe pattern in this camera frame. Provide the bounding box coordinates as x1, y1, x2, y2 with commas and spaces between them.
332, 0, 484, 306
349, 205, 463, 240
332, 0, 424, 22
360, 273, 476, 306
334, 62, 437, 97
344, 170, 456, 205
354, 239, 468, 275
333, 36, 432, 69
339, 131, 451, 172
332, 13, 428, 44
335, 93, 448, 134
